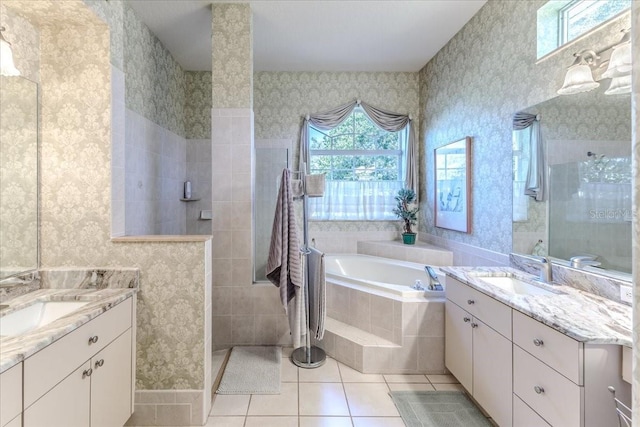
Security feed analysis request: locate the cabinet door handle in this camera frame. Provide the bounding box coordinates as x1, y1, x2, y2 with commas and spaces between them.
95, 359, 105, 369
470, 322, 478, 328
463, 317, 471, 323
82, 368, 93, 379
88, 335, 99, 345
467, 299, 475, 305
534, 385, 545, 394
533, 338, 544, 347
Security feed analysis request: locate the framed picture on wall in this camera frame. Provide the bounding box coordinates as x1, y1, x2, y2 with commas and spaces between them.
434, 137, 472, 233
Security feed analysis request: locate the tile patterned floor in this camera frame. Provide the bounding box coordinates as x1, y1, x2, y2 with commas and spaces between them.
206, 348, 464, 427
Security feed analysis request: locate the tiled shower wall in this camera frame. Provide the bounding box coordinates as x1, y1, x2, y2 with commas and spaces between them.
125, 108, 187, 235
186, 139, 213, 235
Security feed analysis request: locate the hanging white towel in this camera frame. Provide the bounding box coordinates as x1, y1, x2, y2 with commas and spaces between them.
266, 169, 302, 312
307, 247, 326, 340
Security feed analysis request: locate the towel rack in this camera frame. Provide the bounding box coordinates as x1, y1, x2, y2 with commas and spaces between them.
290, 170, 326, 369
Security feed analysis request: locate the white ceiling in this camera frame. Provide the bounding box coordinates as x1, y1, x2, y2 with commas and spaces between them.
128, 0, 487, 72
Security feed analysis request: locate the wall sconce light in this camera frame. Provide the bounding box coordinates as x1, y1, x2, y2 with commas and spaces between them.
557, 50, 600, 95
0, 27, 21, 77
558, 29, 631, 96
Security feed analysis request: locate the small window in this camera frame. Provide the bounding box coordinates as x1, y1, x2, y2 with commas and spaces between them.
308, 107, 406, 220
537, 0, 630, 59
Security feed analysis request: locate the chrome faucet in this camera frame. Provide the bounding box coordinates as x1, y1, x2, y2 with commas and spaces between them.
523, 255, 553, 283
424, 266, 444, 291
570, 255, 601, 269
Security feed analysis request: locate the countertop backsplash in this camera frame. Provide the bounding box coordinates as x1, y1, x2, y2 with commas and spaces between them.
510, 253, 631, 306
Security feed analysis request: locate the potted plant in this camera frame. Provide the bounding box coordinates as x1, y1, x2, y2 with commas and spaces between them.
393, 188, 419, 245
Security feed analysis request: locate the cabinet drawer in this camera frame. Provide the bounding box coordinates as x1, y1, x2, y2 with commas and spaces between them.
446, 277, 511, 339
0, 363, 22, 427
514, 345, 582, 427
513, 310, 583, 384
24, 297, 132, 408
513, 394, 551, 427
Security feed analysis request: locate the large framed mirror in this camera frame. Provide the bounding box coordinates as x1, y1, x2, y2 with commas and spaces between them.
0, 75, 39, 279
512, 83, 631, 275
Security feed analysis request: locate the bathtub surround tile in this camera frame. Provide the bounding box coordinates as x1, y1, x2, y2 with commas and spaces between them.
338, 362, 385, 383
356, 240, 453, 266
417, 337, 446, 373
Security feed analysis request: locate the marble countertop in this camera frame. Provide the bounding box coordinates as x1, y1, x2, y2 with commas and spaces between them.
442, 266, 632, 347
0, 288, 137, 373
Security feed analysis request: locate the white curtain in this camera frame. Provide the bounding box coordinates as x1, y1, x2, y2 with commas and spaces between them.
298, 100, 417, 220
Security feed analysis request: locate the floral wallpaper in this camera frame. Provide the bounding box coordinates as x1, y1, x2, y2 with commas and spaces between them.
83, 0, 124, 71
186, 71, 212, 139
212, 3, 253, 109
1, 0, 210, 391
419, 0, 630, 254
0, 77, 38, 276
0, 3, 40, 82
124, 2, 187, 138
253, 71, 419, 233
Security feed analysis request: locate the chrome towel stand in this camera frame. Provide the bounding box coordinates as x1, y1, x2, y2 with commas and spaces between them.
290, 170, 326, 369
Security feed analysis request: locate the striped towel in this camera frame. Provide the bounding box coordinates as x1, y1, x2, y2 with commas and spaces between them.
266, 169, 302, 313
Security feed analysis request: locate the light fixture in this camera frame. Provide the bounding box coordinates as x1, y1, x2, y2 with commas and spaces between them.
602, 29, 631, 79
0, 26, 20, 76
557, 50, 599, 95
604, 74, 631, 95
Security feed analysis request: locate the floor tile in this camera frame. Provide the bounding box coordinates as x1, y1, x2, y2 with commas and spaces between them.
299, 416, 354, 427
298, 357, 342, 382
247, 383, 298, 416
387, 382, 435, 391
433, 383, 466, 391
338, 363, 384, 383
383, 374, 428, 383
281, 357, 299, 382
343, 383, 399, 417
210, 395, 250, 416
352, 417, 406, 427
282, 347, 294, 357
299, 382, 350, 416
426, 374, 459, 384
205, 416, 246, 427
244, 416, 298, 427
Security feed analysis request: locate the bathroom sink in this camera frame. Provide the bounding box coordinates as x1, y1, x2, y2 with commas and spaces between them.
0, 301, 89, 337
478, 276, 559, 296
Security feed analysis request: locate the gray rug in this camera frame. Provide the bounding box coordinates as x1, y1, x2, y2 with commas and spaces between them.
390, 390, 492, 427
217, 346, 281, 395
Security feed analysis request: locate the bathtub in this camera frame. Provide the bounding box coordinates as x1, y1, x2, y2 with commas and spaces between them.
324, 254, 446, 299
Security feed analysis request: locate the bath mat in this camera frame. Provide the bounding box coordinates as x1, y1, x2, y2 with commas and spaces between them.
217, 346, 281, 395
390, 390, 492, 427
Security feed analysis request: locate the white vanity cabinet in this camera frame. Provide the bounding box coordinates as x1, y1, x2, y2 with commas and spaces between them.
0, 363, 22, 427
22, 296, 135, 427
512, 310, 631, 427
445, 277, 513, 427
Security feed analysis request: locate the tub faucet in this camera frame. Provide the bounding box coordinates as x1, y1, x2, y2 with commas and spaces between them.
570, 255, 601, 269
424, 266, 444, 291
523, 255, 553, 283
412, 280, 425, 291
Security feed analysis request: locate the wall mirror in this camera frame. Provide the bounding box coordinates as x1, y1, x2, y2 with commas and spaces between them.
0, 76, 39, 279
512, 84, 631, 275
